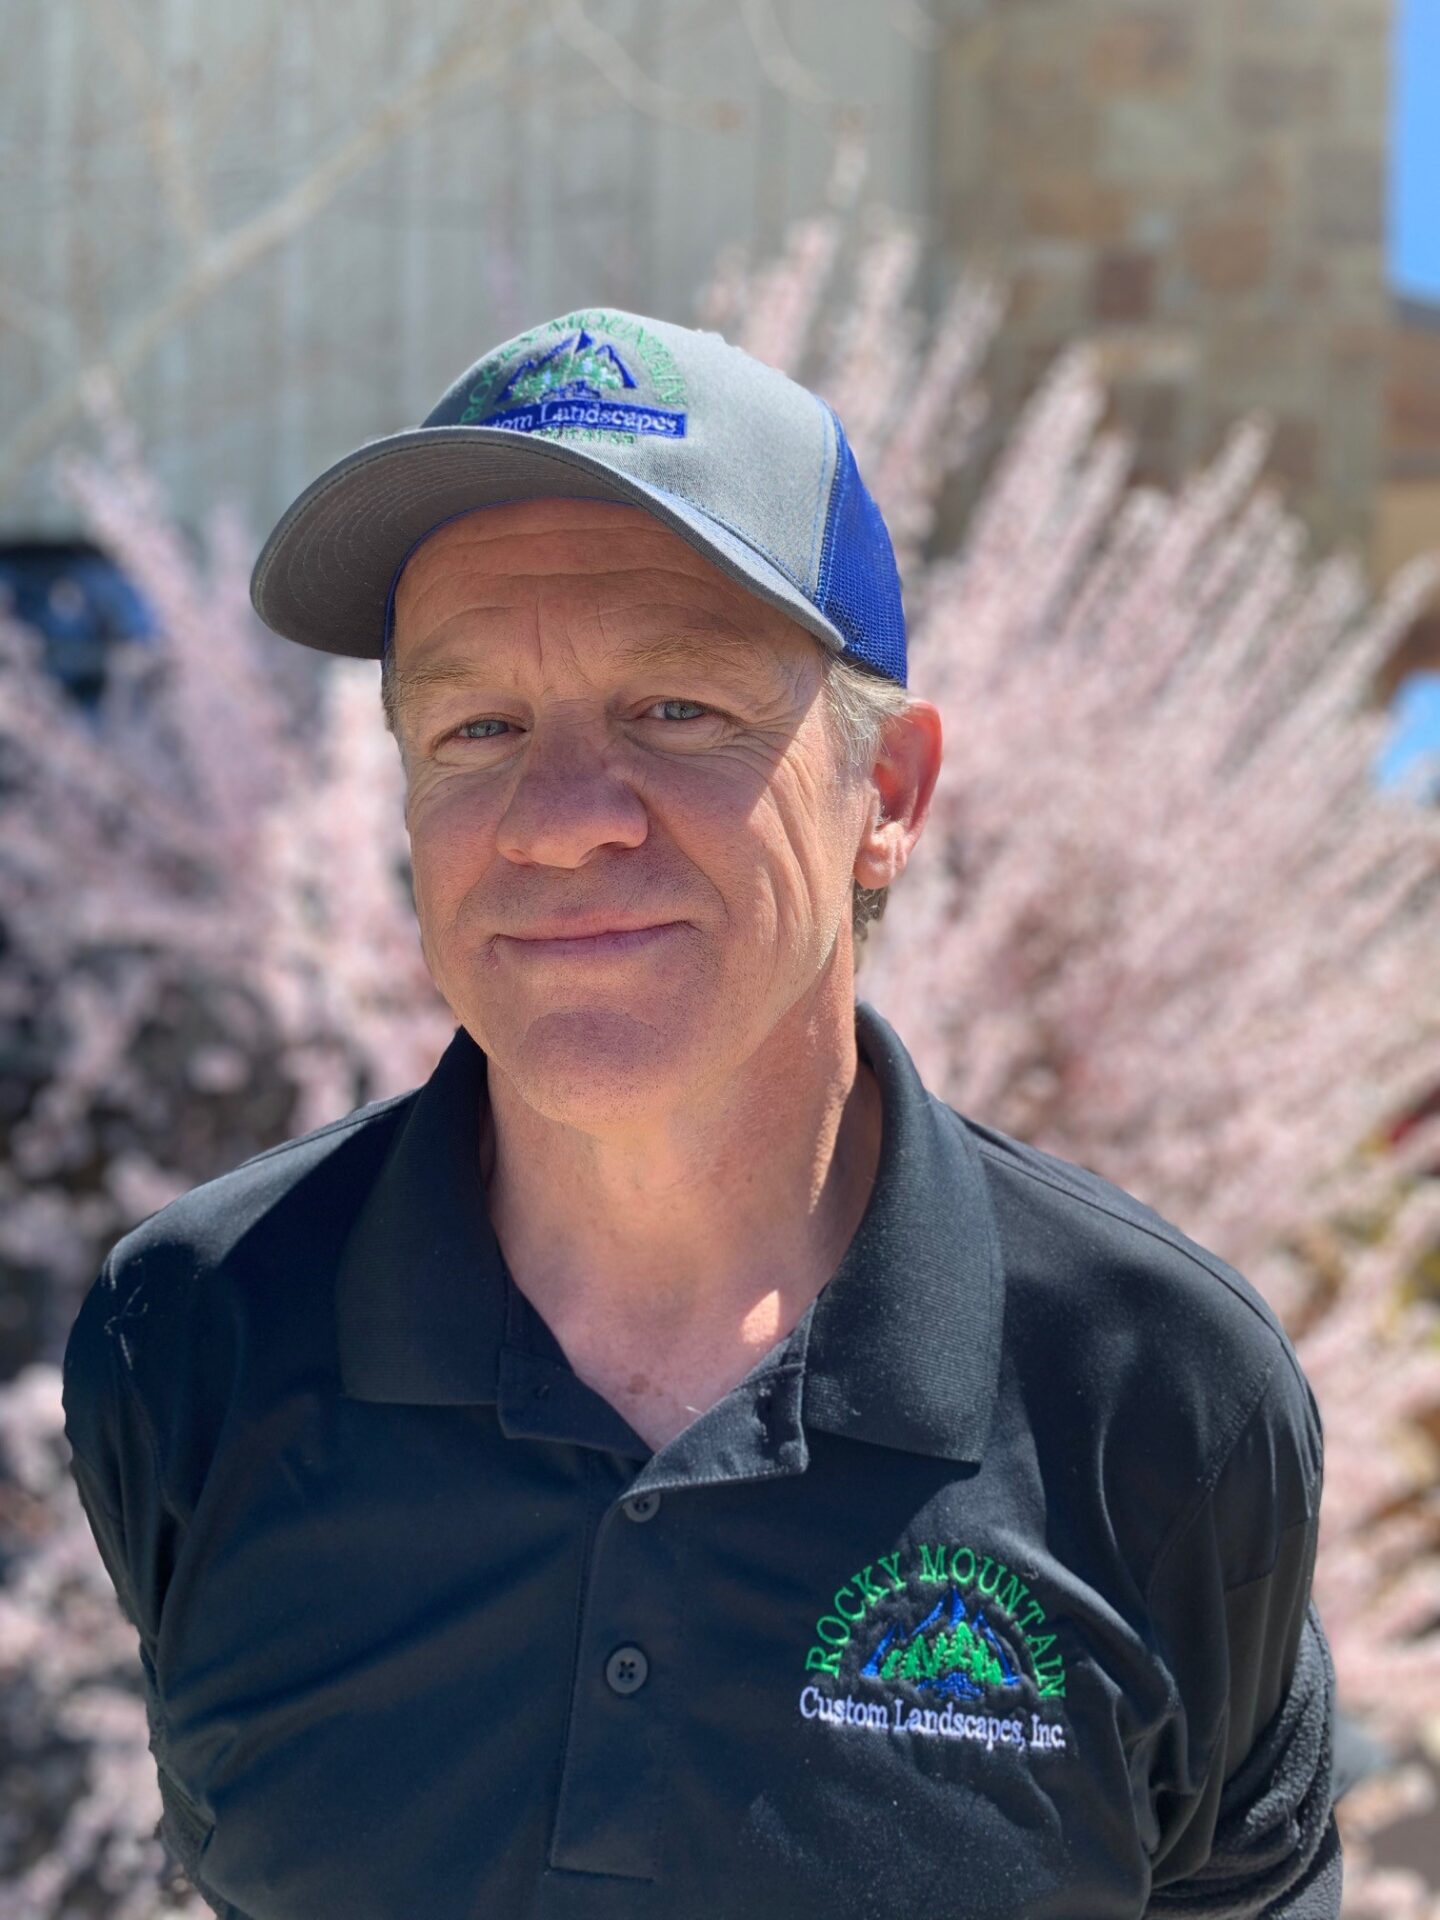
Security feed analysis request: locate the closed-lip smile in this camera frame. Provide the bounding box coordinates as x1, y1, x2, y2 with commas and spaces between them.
505, 917, 680, 941
495, 919, 685, 956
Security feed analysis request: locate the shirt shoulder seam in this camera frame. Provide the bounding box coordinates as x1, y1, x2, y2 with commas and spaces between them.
83, 1253, 191, 1553
108, 1304, 189, 1566
68, 1254, 174, 1649
968, 1131, 1310, 1399
1142, 1354, 1282, 1605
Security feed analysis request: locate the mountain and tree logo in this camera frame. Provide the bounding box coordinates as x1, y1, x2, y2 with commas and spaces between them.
458, 312, 689, 443
861, 1585, 1021, 1702
499, 330, 636, 408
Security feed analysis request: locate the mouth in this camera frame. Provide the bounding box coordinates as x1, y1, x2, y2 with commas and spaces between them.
495, 923, 685, 959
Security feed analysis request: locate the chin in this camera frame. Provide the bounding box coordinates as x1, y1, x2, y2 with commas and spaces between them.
478, 999, 715, 1128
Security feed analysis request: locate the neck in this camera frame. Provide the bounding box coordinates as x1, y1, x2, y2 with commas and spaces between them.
478, 988, 882, 1431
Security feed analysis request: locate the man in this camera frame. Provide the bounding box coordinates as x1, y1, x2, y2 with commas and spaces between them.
63, 308, 1340, 1918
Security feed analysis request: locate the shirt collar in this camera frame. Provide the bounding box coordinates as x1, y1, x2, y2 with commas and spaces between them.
334, 1000, 1005, 1464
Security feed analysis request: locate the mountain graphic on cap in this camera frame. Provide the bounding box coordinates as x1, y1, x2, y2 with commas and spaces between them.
501, 331, 636, 407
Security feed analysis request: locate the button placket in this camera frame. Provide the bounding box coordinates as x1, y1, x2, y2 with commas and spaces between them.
548, 1488, 677, 1880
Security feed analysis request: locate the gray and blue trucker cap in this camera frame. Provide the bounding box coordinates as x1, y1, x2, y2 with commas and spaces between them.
248, 306, 908, 686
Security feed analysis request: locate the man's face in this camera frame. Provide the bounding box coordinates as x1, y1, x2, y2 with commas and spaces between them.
388, 496, 875, 1128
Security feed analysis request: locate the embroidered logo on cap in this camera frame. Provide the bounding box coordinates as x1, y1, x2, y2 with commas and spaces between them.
798, 1540, 1071, 1757
459, 310, 688, 445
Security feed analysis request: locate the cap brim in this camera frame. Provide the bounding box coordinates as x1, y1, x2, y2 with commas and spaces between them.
249, 426, 847, 662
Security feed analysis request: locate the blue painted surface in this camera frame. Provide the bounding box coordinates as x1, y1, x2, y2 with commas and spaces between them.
1382, 2, 1440, 798
1393, 0, 1440, 299
1375, 669, 1440, 797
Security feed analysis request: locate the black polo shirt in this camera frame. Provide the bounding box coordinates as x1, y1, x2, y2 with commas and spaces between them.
62, 1001, 1340, 1920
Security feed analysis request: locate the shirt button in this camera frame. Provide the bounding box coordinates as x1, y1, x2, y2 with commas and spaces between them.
605, 1645, 650, 1695
622, 1490, 661, 1523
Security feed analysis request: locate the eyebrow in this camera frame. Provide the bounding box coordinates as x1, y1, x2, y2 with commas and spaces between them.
388, 625, 783, 717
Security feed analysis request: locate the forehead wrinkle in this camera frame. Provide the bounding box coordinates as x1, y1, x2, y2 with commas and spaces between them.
390, 621, 788, 713
398, 531, 734, 612
392, 535, 818, 724
405, 501, 687, 559
590, 590, 811, 687
393, 559, 697, 657
390, 615, 818, 738
398, 557, 793, 662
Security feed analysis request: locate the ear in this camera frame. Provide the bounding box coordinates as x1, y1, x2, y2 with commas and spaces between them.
852, 700, 943, 892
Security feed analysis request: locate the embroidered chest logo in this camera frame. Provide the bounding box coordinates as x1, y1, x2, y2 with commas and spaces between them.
458, 311, 688, 445
799, 1542, 1071, 1757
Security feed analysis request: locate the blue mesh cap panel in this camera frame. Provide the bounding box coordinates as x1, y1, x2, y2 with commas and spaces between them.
813, 409, 907, 687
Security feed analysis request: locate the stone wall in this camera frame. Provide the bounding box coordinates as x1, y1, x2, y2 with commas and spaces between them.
1376, 296, 1440, 693
1387, 297, 1440, 484
934, 0, 1392, 558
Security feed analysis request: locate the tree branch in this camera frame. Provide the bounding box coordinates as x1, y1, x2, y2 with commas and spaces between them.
0, 8, 534, 497
0, 282, 80, 363
547, 0, 728, 126
81, 0, 211, 252
738, 0, 830, 105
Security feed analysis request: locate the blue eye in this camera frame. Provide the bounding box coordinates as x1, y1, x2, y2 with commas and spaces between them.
448, 702, 713, 745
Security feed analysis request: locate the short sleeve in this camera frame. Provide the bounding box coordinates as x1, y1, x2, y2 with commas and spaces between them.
1142, 1356, 1342, 1917
62, 1260, 251, 1919
61, 1256, 170, 1653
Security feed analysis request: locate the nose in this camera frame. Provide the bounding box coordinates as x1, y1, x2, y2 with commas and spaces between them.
493, 724, 649, 870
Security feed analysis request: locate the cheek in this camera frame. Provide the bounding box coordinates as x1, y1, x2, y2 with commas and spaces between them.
722, 758, 856, 936
656, 761, 795, 895
774, 736, 855, 878
405, 779, 499, 910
